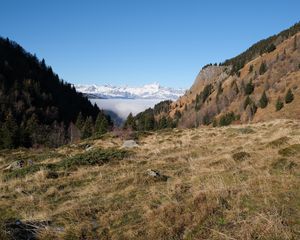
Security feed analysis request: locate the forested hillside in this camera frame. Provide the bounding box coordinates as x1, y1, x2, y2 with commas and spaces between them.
129, 21, 300, 130
0, 37, 112, 148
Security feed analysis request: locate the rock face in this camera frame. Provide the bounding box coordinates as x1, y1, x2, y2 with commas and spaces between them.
122, 140, 139, 149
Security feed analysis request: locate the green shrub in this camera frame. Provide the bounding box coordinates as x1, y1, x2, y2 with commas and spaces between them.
259, 91, 268, 108
4, 164, 42, 180
57, 148, 130, 170
271, 158, 297, 171
219, 112, 236, 126
259, 61, 267, 75
278, 144, 300, 156
275, 98, 284, 111
285, 88, 294, 104
249, 65, 253, 73
267, 137, 289, 148
244, 80, 254, 95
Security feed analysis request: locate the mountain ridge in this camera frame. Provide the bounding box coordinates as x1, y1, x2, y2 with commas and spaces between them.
75, 82, 185, 100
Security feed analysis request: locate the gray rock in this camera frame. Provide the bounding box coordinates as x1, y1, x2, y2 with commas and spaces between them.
3, 161, 23, 171
146, 169, 169, 181
122, 140, 139, 149
85, 146, 94, 151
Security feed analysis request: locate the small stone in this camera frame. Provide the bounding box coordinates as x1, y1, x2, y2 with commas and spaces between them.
122, 140, 139, 149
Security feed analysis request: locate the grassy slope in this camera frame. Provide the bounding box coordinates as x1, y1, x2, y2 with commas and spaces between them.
169, 32, 300, 126
0, 119, 299, 239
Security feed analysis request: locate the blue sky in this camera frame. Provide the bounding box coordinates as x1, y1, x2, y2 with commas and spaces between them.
1, 1, 299, 88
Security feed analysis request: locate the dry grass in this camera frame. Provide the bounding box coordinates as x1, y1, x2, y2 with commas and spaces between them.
0, 119, 299, 239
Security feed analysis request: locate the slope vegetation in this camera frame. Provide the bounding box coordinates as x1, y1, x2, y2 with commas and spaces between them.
0, 119, 299, 239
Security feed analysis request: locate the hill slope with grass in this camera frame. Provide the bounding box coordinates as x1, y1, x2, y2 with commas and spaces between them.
169, 22, 300, 128
0, 119, 299, 239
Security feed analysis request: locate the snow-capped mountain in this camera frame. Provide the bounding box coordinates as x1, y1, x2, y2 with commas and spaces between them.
75, 83, 185, 100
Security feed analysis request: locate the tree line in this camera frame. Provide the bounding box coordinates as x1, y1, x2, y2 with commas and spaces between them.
0, 37, 112, 149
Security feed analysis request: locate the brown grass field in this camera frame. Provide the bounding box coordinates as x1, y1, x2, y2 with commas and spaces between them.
0, 119, 299, 239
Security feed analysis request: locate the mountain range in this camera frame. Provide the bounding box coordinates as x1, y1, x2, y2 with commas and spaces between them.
75, 82, 185, 100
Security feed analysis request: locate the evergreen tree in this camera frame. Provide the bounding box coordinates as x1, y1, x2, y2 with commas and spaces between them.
285, 88, 294, 104
259, 91, 268, 108
249, 65, 253, 73
144, 113, 155, 130
81, 116, 94, 139
25, 113, 40, 146
158, 116, 168, 129
1, 113, 19, 149
95, 113, 108, 135
275, 98, 284, 111
259, 61, 267, 75
124, 113, 136, 130
245, 80, 254, 95
75, 112, 85, 130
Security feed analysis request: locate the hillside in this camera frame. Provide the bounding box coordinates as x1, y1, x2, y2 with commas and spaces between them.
0, 119, 299, 239
129, 22, 300, 129
169, 22, 300, 128
0, 37, 111, 148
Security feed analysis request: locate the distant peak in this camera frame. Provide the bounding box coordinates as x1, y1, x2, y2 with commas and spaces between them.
75, 82, 185, 100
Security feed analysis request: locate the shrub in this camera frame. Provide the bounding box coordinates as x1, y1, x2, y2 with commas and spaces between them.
249, 65, 253, 73
57, 148, 130, 170
275, 98, 284, 111
219, 112, 236, 126
232, 151, 250, 161
285, 88, 294, 104
244, 96, 251, 109
278, 144, 300, 156
244, 80, 254, 95
259, 91, 268, 108
267, 43, 276, 53
259, 61, 267, 75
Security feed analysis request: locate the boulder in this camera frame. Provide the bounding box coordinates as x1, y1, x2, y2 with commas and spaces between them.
122, 140, 139, 149
146, 169, 169, 181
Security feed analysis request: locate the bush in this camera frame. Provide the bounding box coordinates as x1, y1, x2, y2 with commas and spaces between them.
259, 61, 267, 75
219, 112, 236, 126
267, 43, 276, 53
259, 91, 268, 108
244, 80, 254, 95
249, 65, 253, 72
285, 88, 294, 104
275, 98, 284, 111
232, 151, 250, 161
57, 148, 130, 170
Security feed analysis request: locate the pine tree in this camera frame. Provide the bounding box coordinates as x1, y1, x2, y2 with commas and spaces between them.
249, 65, 253, 73
81, 116, 94, 139
245, 80, 254, 95
285, 88, 294, 104
1, 113, 19, 149
144, 113, 155, 131
95, 113, 108, 135
158, 116, 168, 129
259, 61, 267, 75
25, 113, 39, 145
124, 113, 136, 130
275, 98, 284, 111
259, 91, 268, 108
75, 112, 85, 130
